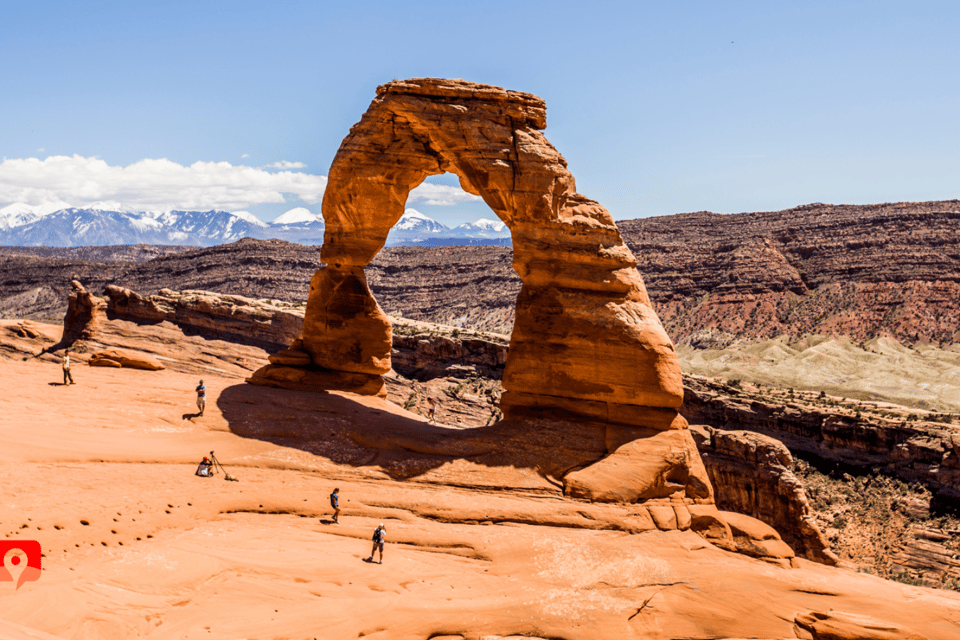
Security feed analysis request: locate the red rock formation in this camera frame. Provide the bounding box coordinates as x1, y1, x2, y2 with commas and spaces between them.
104, 285, 303, 350
88, 349, 165, 371
266, 78, 715, 520
691, 423, 837, 564
62, 280, 106, 344
304, 78, 682, 424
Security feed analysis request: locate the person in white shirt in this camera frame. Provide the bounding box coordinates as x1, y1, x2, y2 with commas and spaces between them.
62, 350, 75, 385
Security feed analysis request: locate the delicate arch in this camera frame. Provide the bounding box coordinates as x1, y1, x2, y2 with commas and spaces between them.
304, 78, 684, 425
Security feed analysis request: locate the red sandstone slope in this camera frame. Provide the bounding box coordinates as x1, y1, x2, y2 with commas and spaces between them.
1, 318, 958, 639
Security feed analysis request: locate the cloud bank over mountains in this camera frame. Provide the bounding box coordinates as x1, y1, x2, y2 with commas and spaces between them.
0, 155, 482, 213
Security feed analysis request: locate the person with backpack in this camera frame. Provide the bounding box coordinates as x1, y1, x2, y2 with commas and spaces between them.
195, 456, 214, 478
329, 488, 340, 524
368, 523, 386, 564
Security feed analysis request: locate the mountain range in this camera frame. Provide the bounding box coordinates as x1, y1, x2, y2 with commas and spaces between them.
0, 203, 511, 248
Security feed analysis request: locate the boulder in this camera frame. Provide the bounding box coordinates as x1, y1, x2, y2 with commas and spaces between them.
563, 429, 712, 503
795, 610, 928, 640
88, 349, 165, 371
720, 510, 795, 560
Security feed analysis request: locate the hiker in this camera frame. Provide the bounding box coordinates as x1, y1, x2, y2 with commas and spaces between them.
195, 456, 214, 477
427, 398, 436, 423
62, 349, 75, 385
368, 523, 386, 564
330, 488, 340, 524
195, 380, 206, 416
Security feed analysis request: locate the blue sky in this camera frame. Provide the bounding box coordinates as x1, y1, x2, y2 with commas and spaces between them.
2, 1, 959, 225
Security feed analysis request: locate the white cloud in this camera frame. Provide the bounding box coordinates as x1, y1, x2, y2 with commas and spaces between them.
0, 155, 328, 211
408, 182, 482, 206
269, 160, 306, 169
241, 153, 250, 158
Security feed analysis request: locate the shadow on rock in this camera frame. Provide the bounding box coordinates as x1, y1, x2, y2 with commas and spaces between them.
216, 382, 611, 488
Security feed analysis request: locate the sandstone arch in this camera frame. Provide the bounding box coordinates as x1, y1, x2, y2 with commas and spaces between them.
300, 78, 684, 428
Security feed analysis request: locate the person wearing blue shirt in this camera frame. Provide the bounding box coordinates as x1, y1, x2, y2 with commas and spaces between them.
195, 380, 206, 416
330, 488, 340, 524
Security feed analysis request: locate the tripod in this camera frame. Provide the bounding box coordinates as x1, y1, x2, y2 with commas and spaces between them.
209, 451, 239, 481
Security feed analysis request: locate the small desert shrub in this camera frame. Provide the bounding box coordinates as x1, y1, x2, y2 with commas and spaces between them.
403, 393, 418, 411
889, 571, 924, 587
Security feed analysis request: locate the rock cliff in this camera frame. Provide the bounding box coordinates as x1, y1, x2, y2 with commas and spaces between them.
682, 376, 960, 505
619, 201, 960, 347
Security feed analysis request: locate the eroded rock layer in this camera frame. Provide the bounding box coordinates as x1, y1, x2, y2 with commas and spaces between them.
307, 77, 683, 426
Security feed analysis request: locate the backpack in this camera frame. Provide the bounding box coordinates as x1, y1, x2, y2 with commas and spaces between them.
330, 493, 338, 508
372, 527, 384, 543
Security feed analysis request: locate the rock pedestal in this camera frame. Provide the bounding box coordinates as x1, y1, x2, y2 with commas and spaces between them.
62, 280, 106, 344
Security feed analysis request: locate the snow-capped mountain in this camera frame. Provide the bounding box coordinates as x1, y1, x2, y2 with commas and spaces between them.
385, 209, 451, 245
0, 202, 67, 230
271, 207, 323, 226
450, 217, 510, 239
393, 209, 449, 233
266, 207, 326, 245
0, 206, 270, 247
0, 203, 513, 247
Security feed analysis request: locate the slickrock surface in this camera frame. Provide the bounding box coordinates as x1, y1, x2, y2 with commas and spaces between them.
34, 284, 960, 582
1, 319, 958, 639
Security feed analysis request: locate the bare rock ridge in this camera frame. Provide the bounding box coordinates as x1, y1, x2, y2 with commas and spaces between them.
683, 376, 960, 506
102, 284, 303, 350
